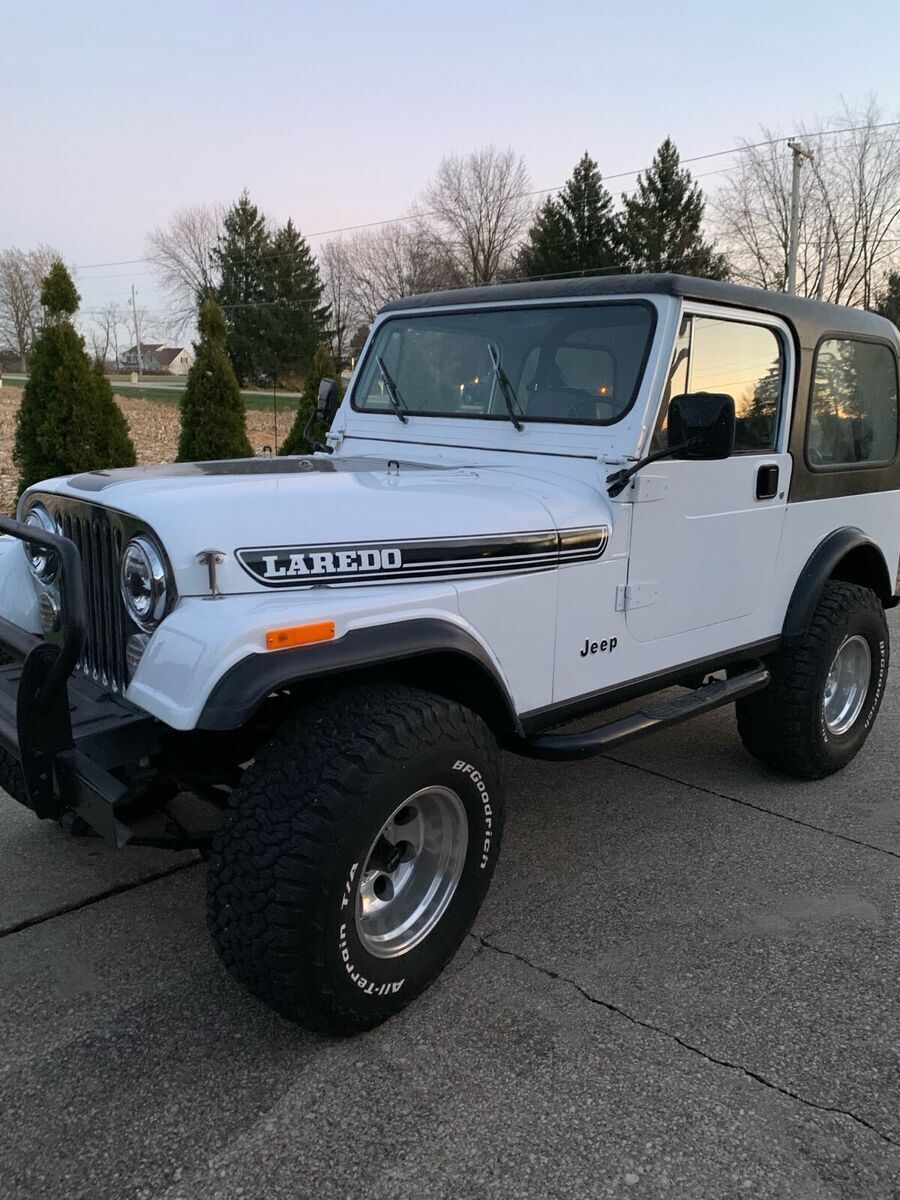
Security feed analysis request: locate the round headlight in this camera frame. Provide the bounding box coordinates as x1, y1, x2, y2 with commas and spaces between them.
120, 536, 167, 630
24, 504, 58, 582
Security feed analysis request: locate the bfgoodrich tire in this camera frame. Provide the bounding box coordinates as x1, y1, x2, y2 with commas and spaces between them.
736, 581, 889, 779
207, 684, 504, 1034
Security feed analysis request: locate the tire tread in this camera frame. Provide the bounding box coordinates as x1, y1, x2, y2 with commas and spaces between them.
736, 581, 887, 779
206, 683, 500, 1033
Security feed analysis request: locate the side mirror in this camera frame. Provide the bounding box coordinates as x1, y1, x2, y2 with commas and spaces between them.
667, 392, 735, 460
317, 377, 340, 424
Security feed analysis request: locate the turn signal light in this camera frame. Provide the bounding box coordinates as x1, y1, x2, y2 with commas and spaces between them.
265, 621, 335, 651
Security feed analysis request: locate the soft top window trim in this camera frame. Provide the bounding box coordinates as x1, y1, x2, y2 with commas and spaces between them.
349, 298, 658, 429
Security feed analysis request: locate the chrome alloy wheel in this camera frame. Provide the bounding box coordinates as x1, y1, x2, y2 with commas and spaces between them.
823, 634, 872, 735
356, 787, 468, 959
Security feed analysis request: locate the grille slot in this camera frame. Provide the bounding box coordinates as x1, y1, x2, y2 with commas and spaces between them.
60, 510, 127, 692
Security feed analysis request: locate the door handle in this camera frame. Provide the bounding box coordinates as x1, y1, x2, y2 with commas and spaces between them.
756, 463, 779, 500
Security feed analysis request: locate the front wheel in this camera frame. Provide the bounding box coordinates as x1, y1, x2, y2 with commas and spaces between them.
206, 685, 504, 1033
736, 581, 889, 779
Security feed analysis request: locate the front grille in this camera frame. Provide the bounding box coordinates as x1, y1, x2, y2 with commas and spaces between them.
58, 510, 128, 692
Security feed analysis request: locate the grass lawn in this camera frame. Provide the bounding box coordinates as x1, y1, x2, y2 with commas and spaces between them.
2, 376, 302, 412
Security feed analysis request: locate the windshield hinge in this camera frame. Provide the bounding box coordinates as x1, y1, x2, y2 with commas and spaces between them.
628, 474, 668, 502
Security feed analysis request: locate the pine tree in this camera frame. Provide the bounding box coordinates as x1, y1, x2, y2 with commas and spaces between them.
13, 262, 135, 493
280, 342, 339, 456
177, 299, 253, 462
620, 138, 728, 279
875, 271, 900, 326
263, 219, 331, 382
516, 153, 619, 279
213, 191, 274, 385
213, 194, 332, 387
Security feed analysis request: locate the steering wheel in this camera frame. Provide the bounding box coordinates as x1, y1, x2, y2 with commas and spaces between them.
566, 391, 610, 420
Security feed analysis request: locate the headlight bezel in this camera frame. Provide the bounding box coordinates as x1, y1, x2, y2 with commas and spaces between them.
120, 534, 168, 632
24, 503, 59, 583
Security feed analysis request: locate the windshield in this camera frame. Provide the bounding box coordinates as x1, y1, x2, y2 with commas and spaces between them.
352, 302, 655, 425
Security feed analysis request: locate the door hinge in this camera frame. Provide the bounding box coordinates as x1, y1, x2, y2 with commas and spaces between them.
616, 582, 659, 611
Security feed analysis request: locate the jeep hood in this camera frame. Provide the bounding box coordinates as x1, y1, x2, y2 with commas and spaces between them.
29, 455, 607, 596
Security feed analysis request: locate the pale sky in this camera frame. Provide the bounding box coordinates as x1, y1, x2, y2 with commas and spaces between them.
5, 0, 900, 323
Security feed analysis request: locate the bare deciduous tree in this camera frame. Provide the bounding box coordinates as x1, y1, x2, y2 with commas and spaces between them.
0, 245, 60, 369
319, 238, 358, 369
424, 146, 532, 284
146, 204, 222, 332
345, 220, 460, 322
90, 301, 129, 367
716, 101, 900, 306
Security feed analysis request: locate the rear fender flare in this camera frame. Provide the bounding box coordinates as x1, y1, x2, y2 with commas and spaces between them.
782, 528, 892, 643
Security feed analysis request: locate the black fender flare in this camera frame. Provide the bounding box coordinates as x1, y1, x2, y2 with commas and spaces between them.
782, 528, 893, 643
197, 617, 523, 735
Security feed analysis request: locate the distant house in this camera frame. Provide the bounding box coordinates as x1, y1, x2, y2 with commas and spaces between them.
121, 343, 193, 375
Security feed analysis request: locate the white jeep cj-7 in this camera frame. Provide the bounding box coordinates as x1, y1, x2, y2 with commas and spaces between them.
1, 274, 898, 1031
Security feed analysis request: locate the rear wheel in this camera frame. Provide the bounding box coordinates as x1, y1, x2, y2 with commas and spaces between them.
206, 684, 504, 1033
736, 581, 888, 779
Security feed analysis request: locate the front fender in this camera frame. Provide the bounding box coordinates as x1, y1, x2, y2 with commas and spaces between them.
198, 617, 522, 734
126, 586, 517, 733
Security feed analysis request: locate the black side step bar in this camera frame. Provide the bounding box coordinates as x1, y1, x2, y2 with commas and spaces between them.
526, 665, 770, 761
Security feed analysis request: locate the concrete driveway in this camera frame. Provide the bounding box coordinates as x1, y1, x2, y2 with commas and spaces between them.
1, 623, 898, 1199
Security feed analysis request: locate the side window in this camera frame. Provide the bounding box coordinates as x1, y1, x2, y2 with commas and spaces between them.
654, 315, 785, 453
687, 317, 784, 453
807, 339, 899, 468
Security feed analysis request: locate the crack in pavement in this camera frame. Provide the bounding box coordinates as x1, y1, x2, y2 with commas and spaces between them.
0, 857, 202, 939
475, 933, 900, 1150
604, 754, 900, 862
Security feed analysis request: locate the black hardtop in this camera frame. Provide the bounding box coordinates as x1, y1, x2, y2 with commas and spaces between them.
379, 273, 899, 349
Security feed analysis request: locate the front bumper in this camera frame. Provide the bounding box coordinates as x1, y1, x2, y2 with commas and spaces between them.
0, 516, 158, 846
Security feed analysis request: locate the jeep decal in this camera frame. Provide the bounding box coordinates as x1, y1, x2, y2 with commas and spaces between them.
235, 527, 609, 587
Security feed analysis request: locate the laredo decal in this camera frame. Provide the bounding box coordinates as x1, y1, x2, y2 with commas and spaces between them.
261, 547, 403, 579
236, 527, 609, 587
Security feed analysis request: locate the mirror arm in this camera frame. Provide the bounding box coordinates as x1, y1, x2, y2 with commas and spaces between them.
606, 438, 697, 498
302, 408, 330, 454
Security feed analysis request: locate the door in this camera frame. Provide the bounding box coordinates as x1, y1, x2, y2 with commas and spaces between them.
625, 308, 793, 644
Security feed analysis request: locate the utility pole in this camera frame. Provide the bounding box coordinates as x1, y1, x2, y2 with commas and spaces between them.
130, 284, 143, 380
787, 140, 814, 295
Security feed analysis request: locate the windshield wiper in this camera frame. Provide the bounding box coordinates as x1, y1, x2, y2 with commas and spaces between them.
487, 344, 525, 432
376, 356, 409, 424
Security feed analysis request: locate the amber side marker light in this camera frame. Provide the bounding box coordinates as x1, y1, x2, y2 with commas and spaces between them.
265, 621, 335, 651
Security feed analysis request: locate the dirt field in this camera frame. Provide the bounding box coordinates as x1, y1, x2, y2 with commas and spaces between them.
1, 386, 286, 514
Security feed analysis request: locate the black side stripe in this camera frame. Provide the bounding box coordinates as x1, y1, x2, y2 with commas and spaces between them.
235, 526, 610, 587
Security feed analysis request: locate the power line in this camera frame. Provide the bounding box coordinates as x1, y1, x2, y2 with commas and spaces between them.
71, 120, 900, 277
74, 249, 732, 320
79, 163, 748, 298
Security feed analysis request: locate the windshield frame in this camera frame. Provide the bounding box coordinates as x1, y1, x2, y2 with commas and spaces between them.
349, 299, 658, 428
